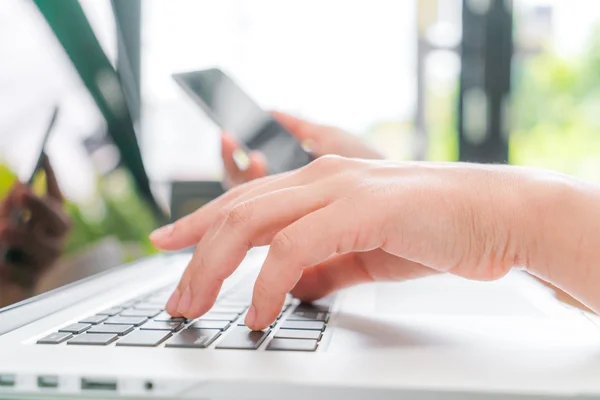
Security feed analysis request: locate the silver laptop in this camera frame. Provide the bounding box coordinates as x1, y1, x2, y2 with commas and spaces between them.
4, 2, 600, 399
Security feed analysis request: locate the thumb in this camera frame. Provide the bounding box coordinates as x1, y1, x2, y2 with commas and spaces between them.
271, 111, 328, 156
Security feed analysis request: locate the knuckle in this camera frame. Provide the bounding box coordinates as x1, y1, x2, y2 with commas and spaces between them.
216, 206, 233, 225
270, 230, 296, 258
224, 202, 253, 231
309, 154, 345, 172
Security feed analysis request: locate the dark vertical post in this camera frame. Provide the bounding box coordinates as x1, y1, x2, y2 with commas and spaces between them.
111, 0, 142, 122
458, 0, 513, 163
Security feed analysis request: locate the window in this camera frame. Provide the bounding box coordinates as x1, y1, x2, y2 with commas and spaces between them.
141, 0, 418, 181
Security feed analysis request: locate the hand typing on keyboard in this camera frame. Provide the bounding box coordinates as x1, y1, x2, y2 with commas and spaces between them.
151, 140, 600, 331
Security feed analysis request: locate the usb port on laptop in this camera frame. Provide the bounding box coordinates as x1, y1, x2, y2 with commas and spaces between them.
38, 376, 59, 389
81, 378, 117, 391
0, 375, 15, 387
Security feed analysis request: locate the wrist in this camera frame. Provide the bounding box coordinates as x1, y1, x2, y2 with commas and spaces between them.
522, 171, 600, 313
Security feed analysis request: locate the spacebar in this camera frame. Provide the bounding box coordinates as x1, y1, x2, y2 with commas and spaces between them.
215, 327, 270, 350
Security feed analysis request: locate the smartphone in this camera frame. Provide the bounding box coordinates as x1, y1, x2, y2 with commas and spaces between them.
173, 68, 312, 175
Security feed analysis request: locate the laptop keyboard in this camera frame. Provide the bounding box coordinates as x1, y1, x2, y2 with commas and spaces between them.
36, 284, 333, 352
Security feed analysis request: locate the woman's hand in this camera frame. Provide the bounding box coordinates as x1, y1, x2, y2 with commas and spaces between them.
150, 156, 596, 330
221, 111, 383, 187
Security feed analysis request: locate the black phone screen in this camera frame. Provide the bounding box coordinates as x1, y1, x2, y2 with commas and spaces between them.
174, 69, 312, 175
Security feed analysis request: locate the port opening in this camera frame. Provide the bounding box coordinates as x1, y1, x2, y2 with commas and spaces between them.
37, 376, 59, 389
0, 375, 15, 387
81, 378, 118, 391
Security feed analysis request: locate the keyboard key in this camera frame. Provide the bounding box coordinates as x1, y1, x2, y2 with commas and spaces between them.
146, 294, 171, 303
280, 320, 325, 331
288, 310, 329, 322
199, 312, 239, 322
274, 329, 322, 341
215, 327, 270, 350
105, 316, 148, 326
118, 299, 139, 308
67, 333, 118, 346
140, 321, 183, 332
218, 300, 250, 308
116, 330, 172, 347
37, 332, 73, 344
97, 307, 124, 316
134, 303, 165, 311
237, 321, 277, 328
120, 308, 161, 318
267, 338, 318, 352
165, 329, 221, 348
79, 315, 108, 325
209, 306, 246, 314
154, 312, 186, 323
87, 324, 134, 335
59, 323, 91, 334
190, 320, 231, 331
296, 303, 330, 313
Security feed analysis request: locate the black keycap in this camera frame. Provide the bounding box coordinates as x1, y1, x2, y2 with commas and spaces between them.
115, 330, 172, 347
67, 333, 118, 346
120, 308, 161, 318
215, 327, 270, 350
237, 320, 277, 328
274, 329, 322, 341
296, 303, 330, 313
267, 338, 318, 352
199, 312, 239, 322
190, 320, 231, 331
165, 329, 221, 349
140, 321, 183, 332
37, 332, 73, 344
59, 323, 91, 334
154, 312, 186, 323
97, 307, 124, 316
79, 315, 108, 325
280, 320, 325, 331
105, 316, 148, 326
87, 324, 134, 335
288, 310, 329, 322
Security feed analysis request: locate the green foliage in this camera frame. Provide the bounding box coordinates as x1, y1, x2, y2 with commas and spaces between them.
511, 25, 600, 181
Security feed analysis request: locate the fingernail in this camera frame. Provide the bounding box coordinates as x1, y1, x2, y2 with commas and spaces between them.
232, 148, 250, 171
149, 224, 174, 242
245, 305, 257, 328
165, 288, 180, 312
300, 139, 316, 154
177, 286, 192, 315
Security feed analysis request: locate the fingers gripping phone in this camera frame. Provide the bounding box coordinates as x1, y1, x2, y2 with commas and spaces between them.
173, 68, 312, 175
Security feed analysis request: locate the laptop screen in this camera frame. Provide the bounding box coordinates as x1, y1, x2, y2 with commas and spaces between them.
0, 1, 160, 310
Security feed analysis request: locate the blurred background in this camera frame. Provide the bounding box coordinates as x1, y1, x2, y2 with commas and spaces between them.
2, 0, 600, 300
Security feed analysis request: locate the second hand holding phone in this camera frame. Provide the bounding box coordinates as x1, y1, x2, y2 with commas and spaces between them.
173, 68, 313, 176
